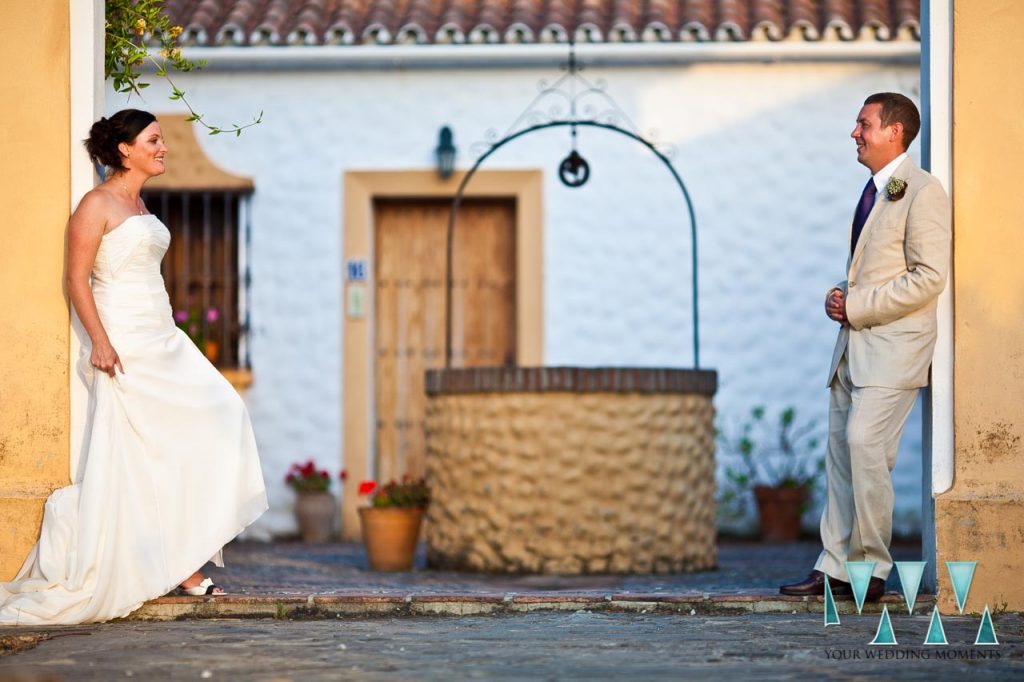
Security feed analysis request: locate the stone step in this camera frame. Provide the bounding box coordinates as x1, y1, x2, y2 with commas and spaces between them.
131, 592, 933, 621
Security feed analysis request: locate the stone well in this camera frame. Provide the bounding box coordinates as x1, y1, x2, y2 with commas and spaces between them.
423, 367, 718, 574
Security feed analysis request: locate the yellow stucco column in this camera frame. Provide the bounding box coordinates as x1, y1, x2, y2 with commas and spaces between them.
0, 5, 72, 580
934, 1, 1024, 614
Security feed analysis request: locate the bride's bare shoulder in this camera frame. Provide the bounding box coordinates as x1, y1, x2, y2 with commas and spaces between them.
79, 184, 118, 209
71, 186, 118, 234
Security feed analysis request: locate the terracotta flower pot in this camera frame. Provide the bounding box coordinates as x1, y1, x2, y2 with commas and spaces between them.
204, 338, 220, 365
294, 491, 336, 543
753, 484, 808, 542
359, 507, 424, 571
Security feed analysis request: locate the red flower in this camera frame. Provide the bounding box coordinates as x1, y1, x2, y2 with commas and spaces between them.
358, 480, 377, 496
340, 469, 348, 482
285, 459, 336, 494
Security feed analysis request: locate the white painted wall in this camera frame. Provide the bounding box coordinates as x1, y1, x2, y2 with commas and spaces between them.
108, 58, 923, 539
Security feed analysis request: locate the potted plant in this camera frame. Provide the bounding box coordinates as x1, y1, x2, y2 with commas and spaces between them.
357, 476, 430, 571
173, 304, 221, 364
717, 406, 825, 542
285, 460, 345, 543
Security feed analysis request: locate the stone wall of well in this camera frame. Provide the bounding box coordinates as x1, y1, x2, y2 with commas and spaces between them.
424, 367, 716, 574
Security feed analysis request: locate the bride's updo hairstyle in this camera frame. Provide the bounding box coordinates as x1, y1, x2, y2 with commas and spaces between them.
85, 109, 156, 172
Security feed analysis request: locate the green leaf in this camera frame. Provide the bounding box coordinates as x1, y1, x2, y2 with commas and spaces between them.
104, 0, 261, 137
208, 129, 221, 135
781, 407, 795, 427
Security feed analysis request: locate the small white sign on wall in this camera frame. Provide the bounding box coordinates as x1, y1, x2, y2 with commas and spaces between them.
346, 285, 366, 319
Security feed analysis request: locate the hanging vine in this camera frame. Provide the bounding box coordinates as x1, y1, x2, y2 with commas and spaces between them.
105, 0, 262, 136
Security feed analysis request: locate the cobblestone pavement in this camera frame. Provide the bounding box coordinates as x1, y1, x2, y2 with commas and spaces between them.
95, 539, 930, 619
3, 539, 992, 680
1, 612, 1021, 681
207, 539, 925, 596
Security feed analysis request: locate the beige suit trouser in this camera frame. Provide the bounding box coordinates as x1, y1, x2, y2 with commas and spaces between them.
814, 352, 919, 582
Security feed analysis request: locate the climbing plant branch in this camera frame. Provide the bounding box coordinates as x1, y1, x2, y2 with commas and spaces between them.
105, 0, 262, 136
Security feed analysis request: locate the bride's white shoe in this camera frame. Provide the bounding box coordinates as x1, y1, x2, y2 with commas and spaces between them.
178, 577, 225, 596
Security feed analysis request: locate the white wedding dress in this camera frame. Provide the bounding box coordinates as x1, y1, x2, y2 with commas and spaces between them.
0, 214, 268, 625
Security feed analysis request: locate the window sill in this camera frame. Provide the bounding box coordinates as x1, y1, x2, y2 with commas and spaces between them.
220, 368, 254, 392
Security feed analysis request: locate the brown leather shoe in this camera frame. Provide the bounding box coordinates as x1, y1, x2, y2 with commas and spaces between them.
863, 577, 886, 602
780, 570, 852, 596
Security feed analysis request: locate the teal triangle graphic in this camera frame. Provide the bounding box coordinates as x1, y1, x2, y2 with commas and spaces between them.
946, 561, 977, 614
824, 575, 840, 627
975, 605, 999, 646
924, 606, 949, 645
869, 605, 898, 645
895, 561, 927, 615
845, 561, 876, 614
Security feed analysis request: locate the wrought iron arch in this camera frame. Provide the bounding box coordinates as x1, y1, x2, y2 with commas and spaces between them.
444, 63, 701, 370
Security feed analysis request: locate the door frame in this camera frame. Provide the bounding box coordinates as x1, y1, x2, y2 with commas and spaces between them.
921, 0, 952, 592
340, 169, 543, 539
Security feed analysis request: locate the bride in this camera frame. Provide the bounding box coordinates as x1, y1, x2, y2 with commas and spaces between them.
0, 109, 267, 625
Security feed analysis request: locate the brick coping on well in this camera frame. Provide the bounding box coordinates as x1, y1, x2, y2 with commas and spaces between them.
425, 366, 718, 396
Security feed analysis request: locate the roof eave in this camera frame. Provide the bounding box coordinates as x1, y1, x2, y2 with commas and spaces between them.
172, 42, 920, 71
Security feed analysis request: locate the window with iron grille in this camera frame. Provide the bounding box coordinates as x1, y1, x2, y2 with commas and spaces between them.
144, 190, 252, 369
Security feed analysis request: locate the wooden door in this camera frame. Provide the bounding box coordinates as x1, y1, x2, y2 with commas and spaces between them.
374, 198, 516, 481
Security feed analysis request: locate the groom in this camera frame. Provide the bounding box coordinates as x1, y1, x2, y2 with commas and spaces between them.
780, 93, 951, 601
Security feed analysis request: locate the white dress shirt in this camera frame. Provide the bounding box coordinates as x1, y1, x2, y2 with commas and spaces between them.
871, 152, 909, 198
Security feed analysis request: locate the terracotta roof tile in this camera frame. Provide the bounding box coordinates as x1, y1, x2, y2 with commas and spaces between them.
284, 0, 332, 44
505, 0, 541, 43
714, 0, 749, 41
750, 0, 784, 41
325, 0, 364, 45
607, 0, 638, 42
893, 0, 921, 40
820, 0, 853, 41
679, 0, 714, 41
163, 0, 919, 47
639, 0, 674, 42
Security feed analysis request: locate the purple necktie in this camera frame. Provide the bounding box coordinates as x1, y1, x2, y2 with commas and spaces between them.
850, 178, 877, 254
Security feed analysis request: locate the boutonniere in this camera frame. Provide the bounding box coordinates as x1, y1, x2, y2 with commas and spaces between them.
886, 177, 908, 201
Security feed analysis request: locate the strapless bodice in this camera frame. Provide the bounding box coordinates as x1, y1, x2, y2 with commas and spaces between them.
91, 214, 173, 331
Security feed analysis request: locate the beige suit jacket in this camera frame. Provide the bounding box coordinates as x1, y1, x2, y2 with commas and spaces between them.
827, 157, 951, 389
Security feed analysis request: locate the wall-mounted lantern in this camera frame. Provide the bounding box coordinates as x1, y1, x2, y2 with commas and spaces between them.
436, 125, 456, 180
